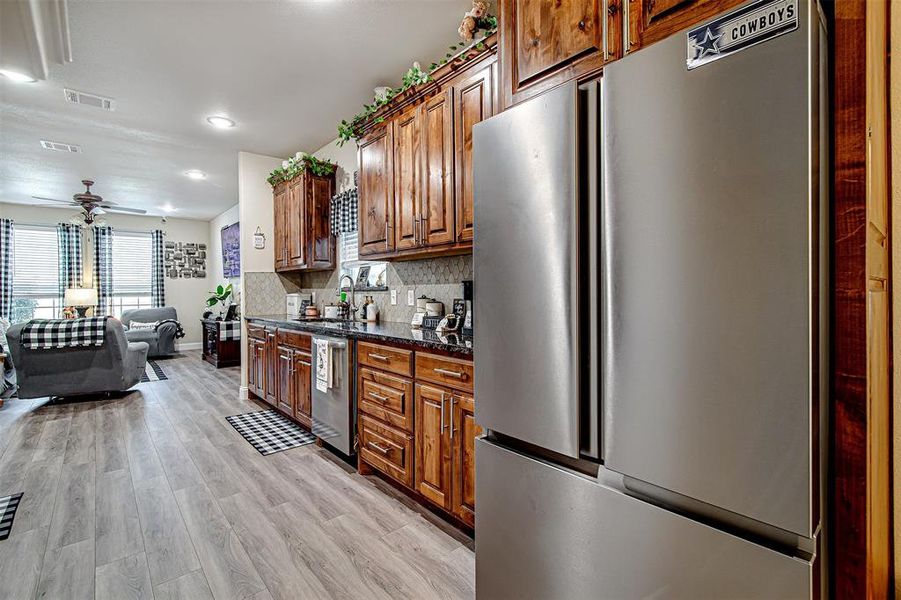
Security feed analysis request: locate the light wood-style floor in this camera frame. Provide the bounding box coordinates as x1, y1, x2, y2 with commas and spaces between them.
0, 351, 474, 600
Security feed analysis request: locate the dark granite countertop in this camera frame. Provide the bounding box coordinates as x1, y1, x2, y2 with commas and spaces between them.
245, 314, 473, 357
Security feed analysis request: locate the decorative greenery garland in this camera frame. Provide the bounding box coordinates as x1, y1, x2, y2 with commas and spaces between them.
336, 14, 497, 146
267, 152, 337, 187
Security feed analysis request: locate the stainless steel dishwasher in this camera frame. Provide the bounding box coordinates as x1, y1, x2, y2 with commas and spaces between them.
311, 334, 355, 456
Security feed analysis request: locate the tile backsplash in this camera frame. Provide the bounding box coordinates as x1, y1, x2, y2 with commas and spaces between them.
243, 271, 301, 315
299, 255, 472, 323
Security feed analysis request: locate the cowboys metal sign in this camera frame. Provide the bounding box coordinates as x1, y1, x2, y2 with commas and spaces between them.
686, 0, 799, 70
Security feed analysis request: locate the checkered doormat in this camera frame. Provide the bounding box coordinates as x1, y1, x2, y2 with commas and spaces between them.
0, 493, 23, 540
140, 360, 168, 382
225, 410, 316, 455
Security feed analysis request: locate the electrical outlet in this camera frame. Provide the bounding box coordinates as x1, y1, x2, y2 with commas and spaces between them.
311, 292, 316, 304
407, 289, 415, 306
390, 289, 397, 305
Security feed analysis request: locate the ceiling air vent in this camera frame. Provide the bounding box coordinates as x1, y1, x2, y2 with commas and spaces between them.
40, 140, 81, 153
64, 88, 115, 111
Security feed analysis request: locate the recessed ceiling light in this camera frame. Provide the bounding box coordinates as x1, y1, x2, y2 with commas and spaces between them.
0, 69, 37, 83
206, 115, 235, 129
184, 170, 206, 180
161, 204, 176, 213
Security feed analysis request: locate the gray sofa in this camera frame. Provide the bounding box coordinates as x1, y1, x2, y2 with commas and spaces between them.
7, 318, 149, 399
121, 307, 179, 358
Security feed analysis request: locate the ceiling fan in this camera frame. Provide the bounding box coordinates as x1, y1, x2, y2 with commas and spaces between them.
32, 179, 148, 224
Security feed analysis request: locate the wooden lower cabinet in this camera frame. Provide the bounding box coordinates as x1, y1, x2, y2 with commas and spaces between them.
415, 383, 453, 509
276, 344, 294, 415
292, 351, 312, 428
450, 392, 479, 527
358, 341, 476, 528
246, 324, 312, 429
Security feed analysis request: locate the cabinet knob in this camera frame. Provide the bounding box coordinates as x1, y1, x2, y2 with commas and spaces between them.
607, 2, 618, 17
578, 19, 586, 30
530, 37, 539, 47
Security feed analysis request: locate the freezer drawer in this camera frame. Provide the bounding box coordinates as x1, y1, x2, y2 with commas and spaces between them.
476, 438, 813, 600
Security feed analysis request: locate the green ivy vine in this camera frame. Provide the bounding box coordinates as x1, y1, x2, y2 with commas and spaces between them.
267, 152, 336, 187
336, 15, 498, 146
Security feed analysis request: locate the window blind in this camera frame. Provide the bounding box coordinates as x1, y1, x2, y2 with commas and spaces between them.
112, 230, 152, 296
340, 231, 359, 265
13, 224, 59, 297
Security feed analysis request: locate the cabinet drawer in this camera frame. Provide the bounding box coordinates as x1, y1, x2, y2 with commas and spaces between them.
358, 342, 413, 377
277, 329, 311, 351
358, 368, 414, 433
359, 415, 414, 488
247, 324, 267, 340
415, 352, 473, 392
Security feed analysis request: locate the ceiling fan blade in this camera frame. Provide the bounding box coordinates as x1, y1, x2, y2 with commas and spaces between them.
31, 196, 75, 204
103, 206, 147, 215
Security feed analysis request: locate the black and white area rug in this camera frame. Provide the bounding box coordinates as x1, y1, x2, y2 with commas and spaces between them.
225, 410, 316, 455
0, 492, 23, 540
140, 360, 168, 382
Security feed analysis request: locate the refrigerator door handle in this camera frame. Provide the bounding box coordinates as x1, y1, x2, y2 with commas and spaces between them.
579, 78, 602, 461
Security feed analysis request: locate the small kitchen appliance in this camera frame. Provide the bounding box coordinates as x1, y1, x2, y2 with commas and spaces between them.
286, 293, 312, 319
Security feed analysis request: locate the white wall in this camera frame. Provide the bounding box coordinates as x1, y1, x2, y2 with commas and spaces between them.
208, 204, 240, 293
239, 151, 282, 274
237, 151, 283, 390
0, 202, 211, 344
312, 137, 358, 193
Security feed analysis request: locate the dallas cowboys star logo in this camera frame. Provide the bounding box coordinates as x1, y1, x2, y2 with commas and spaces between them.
693, 27, 723, 59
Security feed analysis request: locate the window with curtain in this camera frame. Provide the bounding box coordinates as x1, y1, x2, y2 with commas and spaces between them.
11, 224, 60, 322
110, 230, 154, 316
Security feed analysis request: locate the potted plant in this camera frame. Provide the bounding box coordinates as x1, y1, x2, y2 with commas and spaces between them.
206, 284, 233, 320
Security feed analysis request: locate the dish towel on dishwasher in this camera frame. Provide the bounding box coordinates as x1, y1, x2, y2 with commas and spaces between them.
314, 339, 331, 392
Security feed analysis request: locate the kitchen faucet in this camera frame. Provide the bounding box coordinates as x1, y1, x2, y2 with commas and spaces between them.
338, 274, 357, 321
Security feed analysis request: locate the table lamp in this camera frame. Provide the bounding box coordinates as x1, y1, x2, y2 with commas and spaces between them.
65, 288, 98, 318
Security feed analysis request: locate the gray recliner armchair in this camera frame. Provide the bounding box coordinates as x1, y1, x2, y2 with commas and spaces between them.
121, 307, 180, 358
7, 318, 149, 399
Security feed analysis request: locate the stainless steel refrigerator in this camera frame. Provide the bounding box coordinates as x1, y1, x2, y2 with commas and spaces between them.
472, 0, 827, 597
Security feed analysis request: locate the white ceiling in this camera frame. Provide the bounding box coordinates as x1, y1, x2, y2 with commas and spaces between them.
0, 0, 466, 220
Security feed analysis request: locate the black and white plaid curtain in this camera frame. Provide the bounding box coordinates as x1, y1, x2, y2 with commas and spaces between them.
151, 229, 165, 307
57, 223, 83, 306
92, 226, 113, 316
0, 219, 12, 320
330, 187, 358, 236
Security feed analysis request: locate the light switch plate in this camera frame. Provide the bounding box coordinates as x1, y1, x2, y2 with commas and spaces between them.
407, 289, 415, 306
390, 290, 397, 305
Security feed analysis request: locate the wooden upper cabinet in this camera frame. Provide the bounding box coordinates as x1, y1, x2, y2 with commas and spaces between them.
420, 88, 456, 247
272, 172, 335, 272
393, 105, 421, 252
286, 177, 307, 268
627, 0, 747, 51
358, 124, 395, 256
273, 182, 287, 270
454, 62, 494, 243
308, 174, 335, 269
500, 0, 619, 109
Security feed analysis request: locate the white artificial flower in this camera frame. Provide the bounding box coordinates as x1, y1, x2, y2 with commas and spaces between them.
295, 151, 302, 160
282, 160, 289, 169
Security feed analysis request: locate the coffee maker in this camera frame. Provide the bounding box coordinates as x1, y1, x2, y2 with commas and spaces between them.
462, 280, 473, 336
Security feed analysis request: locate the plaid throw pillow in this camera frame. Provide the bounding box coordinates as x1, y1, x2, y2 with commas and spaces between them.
128, 320, 159, 331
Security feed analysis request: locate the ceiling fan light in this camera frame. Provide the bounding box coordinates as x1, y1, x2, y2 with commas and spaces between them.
206, 115, 235, 129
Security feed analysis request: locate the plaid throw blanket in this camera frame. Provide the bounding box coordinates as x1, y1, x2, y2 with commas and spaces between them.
22, 317, 109, 350
155, 319, 185, 339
